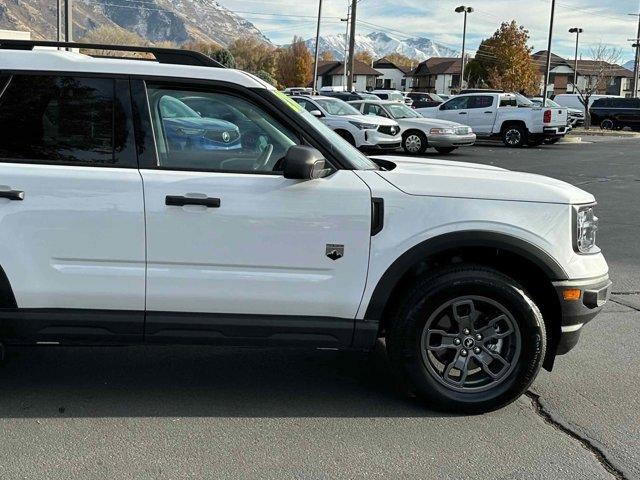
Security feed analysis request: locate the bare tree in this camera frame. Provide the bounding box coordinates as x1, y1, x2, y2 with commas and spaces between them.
574, 43, 623, 128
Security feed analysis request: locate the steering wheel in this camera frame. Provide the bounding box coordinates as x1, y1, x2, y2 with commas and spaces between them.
253, 143, 274, 171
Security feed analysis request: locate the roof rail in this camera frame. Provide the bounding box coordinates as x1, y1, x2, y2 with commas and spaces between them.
0, 40, 225, 68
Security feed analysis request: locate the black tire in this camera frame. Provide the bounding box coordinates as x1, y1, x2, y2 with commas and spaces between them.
386, 265, 546, 414
402, 130, 428, 155
434, 147, 457, 154
501, 124, 527, 147
335, 130, 356, 146
600, 119, 614, 131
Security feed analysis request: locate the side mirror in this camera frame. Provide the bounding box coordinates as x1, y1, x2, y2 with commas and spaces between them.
283, 145, 327, 180
309, 110, 323, 117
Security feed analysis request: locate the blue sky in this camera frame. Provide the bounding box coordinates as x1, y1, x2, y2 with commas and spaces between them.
221, 0, 639, 62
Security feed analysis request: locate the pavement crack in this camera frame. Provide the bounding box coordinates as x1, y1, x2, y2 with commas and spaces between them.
525, 391, 628, 480
610, 298, 640, 312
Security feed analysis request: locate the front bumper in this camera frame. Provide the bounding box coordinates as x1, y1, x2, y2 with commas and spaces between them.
360, 129, 402, 149
553, 274, 612, 355
428, 133, 477, 148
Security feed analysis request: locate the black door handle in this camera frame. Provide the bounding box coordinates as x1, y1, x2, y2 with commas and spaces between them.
165, 195, 221, 208
0, 190, 24, 201
459, 111, 468, 114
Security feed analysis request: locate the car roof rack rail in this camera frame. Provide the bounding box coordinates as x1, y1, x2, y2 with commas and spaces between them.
0, 40, 225, 68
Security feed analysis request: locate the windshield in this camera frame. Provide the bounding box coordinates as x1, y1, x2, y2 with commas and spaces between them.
515, 94, 534, 107
315, 98, 361, 116
388, 92, 405, 102
272, 91, 379, 170
534, 98, 561, 108
386, 103, 421, 119
159, 96, 201, 118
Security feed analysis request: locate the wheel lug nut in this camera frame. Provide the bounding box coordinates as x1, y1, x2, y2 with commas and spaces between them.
462, 328, 470, 335
453, 338, 461, 345
476, 334, 482, 341
474, 347, 481, 354
460, 349, 468, 356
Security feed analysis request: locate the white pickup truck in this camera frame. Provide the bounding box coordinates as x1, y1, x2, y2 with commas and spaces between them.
417, 92, 568, 147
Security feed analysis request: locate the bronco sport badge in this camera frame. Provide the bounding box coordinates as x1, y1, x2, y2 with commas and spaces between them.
326, 244, 344, 261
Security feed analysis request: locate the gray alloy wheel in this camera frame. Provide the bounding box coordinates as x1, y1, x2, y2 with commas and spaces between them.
503, 126, 526, 147
420, 296, 522, 393
403, 131, 428, 154
600, 119, 614, 130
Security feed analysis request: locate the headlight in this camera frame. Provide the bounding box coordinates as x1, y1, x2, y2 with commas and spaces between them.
575, 205, 598, 253
349, 121, 378, 130
430, 128, 455, 135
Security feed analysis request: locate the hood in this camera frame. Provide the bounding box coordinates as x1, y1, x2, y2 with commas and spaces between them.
339, 114, 397, 126
371, 156, 595, 205
164, 116, 239, 131
396, 117, 464, 128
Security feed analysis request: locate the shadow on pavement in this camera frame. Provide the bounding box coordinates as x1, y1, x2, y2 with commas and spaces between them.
0, 341, 447, 419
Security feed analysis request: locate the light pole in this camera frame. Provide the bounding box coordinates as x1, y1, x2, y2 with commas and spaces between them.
455, 6, 473, 91
341, 12, 350, 88
347, 0, 358, 91
569, 27, 583, 94
631, 12, 640, 98
312, 0, 323, 94
543, 0, 556, 106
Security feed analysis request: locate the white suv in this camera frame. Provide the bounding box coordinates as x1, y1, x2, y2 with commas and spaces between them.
291, 95, 401, 151
0, 41, 611, 413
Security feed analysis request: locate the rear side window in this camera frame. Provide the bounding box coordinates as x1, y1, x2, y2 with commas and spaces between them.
0, 74, 134, 167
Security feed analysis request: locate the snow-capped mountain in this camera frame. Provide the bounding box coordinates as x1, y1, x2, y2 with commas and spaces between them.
0, 0, 268, 46
305, 32, 458, 61
623, 59, 636, 71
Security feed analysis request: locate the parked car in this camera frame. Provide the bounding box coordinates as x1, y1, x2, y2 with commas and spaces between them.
321, 91, 379, 102
530, 97, 584, 128
158, 95, 242, 151
403, 95, 414, 107
283, 87, 312, 96
589, 97, 640, 131
0, 40, 611, 414
553, 93, 622, 116
370, 89, 406, 103
407, 92, 444, 109
417, 92, 568, 147
439, 94, 453, 101
291, 95, 401, 151
349, 99, 476, 154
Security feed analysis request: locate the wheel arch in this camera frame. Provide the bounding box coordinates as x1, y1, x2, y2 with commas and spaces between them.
364, 231, 566, 370
499, 119, 528, 133
0, 264, 17, 309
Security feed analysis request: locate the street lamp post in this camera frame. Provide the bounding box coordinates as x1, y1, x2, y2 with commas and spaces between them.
569, 27, 583, 93
542, 0, 556, 106
312, 0, 323, 95
455, 6, 473, 91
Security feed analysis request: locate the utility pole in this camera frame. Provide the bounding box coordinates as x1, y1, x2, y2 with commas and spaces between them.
455, 6, 473, 91
543, 0, 556, 106
631, 13, 640, 98
57, 0, 63, 42
346, 0, 357, 91
341, 6, 350, 88
569, 27, 583, 93
64, 0, 73, 48
312, 0, 323, 94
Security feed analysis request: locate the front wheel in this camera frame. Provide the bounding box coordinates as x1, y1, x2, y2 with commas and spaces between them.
386, 265, 546, 414
502, 125, 527, 147
434, 147, 457, 154
403, 131, 428, 155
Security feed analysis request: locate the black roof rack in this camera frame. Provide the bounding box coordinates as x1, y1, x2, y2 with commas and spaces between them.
0, 40, 225, 68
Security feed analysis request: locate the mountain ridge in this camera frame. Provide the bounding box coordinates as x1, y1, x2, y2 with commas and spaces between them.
304, 32, 459, 62
0, 0, 268, 46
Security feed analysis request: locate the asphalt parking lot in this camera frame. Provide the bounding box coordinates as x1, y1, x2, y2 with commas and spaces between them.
0, 137, 638, 480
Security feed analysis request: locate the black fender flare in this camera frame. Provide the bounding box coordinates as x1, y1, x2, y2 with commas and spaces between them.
363, 230, 568, 321
0, 265, 16, 309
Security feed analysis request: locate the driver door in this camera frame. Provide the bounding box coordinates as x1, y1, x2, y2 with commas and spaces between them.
137, 81, 373, 345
